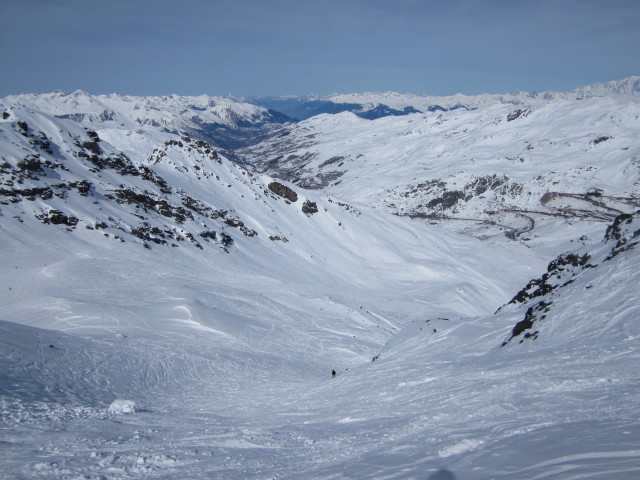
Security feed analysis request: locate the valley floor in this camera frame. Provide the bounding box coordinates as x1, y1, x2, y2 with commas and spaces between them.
1, 199, 639, 480
2, 314, 639, 480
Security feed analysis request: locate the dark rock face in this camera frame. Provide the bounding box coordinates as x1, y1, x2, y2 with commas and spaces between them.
507, 108, 531, 122
268, 182, 298, 202
302, 200, 318, 215
592, 135, 612, 145
0, 114, 275, 253
467, 174, 511, 196
502, 301, 549, 346
16, 121, 29, 135
427, 190, 465, 210
604, 212, 640, 259
16, 156, 45, 173
269, 235, 289, 242
327, 198, 361, 216
199, 230, 217, 241
219, 232, 233, 248
36, 209, 79, 228
500, 211, 640, 346
506, 253, 592, 306
130, 223, 170, 247
224, 217, 258, 237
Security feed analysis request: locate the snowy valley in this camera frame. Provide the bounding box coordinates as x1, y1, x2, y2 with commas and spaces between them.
1, 79, 639, 479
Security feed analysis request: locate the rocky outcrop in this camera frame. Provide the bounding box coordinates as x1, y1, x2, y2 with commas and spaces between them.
302, 200, 318, 215
268, 181, 298, 202
35, 209, 79, 228
0, 114, 274, 253
500, 211, 640, 346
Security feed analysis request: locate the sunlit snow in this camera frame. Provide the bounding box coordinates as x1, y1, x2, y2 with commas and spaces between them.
1, 83, 639, 479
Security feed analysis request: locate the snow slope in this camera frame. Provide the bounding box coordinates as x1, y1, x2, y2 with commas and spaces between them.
1, 200, 638, 478
295, 212, 640, 479
1, 86, 639, 479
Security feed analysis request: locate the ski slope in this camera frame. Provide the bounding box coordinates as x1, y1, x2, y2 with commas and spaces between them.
1, 210, 638, 479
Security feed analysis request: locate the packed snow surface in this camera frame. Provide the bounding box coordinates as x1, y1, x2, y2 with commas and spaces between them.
1, 85, 639, 479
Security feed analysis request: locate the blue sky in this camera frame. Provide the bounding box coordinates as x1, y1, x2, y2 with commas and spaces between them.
1, 0, 638, 97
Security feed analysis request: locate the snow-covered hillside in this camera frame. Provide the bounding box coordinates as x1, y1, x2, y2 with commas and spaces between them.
240, 93, 640, 254
1, 90, 290, 153
1, 82, 639, 479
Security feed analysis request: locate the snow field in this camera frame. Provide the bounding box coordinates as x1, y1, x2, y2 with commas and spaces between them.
2, 212, 639, 478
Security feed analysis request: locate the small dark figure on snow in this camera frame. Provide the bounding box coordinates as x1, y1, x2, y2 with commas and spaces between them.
331, 369, 336, 378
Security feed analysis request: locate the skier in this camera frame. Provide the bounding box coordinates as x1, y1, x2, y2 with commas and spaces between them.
331, 369, 336, 378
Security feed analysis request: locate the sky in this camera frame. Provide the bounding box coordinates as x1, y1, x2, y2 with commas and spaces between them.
1, 0, 639, 98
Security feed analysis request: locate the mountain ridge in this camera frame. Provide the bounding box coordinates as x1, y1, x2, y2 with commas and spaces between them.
1, 90, 292, 153
248, 75, 640, 119
238, 94, 640, 254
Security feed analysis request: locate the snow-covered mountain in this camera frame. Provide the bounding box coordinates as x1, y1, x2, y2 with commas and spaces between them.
239, 89, 640, 254
2, 90, 291, 153
250, 76, 640, 120
1, 80, 639, 479
0, 98, 536, 324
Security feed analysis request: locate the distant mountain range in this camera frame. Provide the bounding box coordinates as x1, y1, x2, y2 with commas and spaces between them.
248, 76, 640, 120
3, 77, 639, 251
237, 79, 640, 250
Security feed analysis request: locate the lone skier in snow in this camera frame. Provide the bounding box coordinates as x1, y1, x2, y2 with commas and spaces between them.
331, 369, 336, 378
